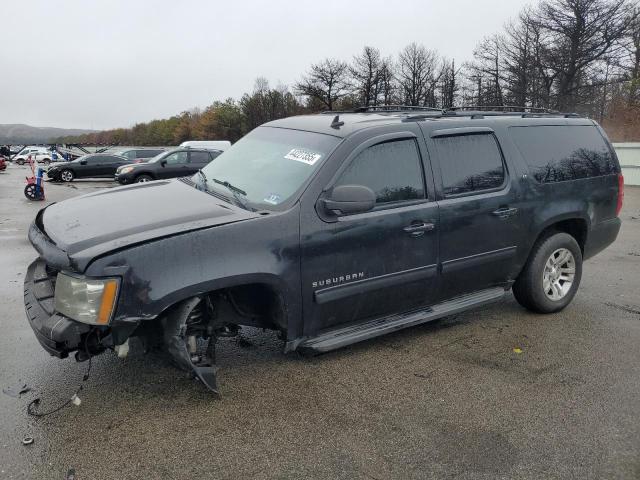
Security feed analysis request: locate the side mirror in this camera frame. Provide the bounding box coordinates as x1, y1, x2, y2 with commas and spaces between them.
80, 160, 87, 165
322, 185, 376, 216
160, 160, 167, 167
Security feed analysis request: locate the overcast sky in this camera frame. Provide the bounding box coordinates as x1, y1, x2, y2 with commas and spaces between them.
0, 0, 533, 130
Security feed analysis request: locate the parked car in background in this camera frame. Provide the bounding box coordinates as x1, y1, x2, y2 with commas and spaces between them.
115, 147, 221, 184
113, 148, 166, 163
47, 153, 129, 182
180, 140, 230, 151
30, 151, 58, 165
13, 147, 50, 165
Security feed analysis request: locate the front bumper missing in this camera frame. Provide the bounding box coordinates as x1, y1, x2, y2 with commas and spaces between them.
25, 259, 220, 394
24, 259, 92, 358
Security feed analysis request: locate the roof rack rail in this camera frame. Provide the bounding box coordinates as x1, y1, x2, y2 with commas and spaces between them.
353, 105, 444, 113
448, 105, 557, 113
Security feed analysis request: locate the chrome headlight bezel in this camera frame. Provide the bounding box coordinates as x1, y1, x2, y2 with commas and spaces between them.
54, 273, 120, 325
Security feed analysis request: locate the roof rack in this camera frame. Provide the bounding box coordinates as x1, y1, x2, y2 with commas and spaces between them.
353, 105, 444, 113
448, 105, 557, 113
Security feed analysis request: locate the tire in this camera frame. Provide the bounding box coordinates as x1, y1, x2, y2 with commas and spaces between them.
60, 169, 74, 182
135, 174, 154, 183
513, 232, 583, 313
43, 159, 51, 165
24, 184, 44, 201
16, 159, 25, 165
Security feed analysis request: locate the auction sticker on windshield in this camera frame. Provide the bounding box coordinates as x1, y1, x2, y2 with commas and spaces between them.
284, 148, 322, 166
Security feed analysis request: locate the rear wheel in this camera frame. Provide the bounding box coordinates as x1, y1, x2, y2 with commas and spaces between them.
60, 169, 74, 182
16, 159, 25, 165
135, 174, 153, 183
42, 159, 51, 165
513, 232, 582, 313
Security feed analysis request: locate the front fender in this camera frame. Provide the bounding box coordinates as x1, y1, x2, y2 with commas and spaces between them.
85, 207, 302, 335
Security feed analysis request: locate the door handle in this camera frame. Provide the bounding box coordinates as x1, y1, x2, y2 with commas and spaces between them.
403, 222, 435, 237
492, 207, 518, 218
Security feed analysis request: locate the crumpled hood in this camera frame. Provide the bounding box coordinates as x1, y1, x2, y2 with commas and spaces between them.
35, 179, 258, 269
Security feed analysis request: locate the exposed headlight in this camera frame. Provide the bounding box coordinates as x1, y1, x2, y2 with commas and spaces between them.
119, 166, 134, 174
54, 273, 119, 325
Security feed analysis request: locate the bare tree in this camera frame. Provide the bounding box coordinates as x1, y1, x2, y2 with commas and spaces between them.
469, 35, 505, 106
397, 43, 442, 106
378, 57, 397, 105
240, 78, 303, 130
533, 0, 636, 110
295, 58, 350, 110
350, 46, 383, 106
439, 59, 460, 107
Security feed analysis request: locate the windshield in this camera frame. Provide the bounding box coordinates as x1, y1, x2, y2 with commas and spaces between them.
199, 127, 340, 209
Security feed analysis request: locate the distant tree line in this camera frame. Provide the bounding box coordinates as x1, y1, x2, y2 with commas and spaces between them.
55, 0, 640, 146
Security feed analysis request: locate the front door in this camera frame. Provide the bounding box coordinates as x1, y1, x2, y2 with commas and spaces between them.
158, 150, 190, 178
423, 127, 524, 298
79, 155, 102, 178
300, 130, 439, 336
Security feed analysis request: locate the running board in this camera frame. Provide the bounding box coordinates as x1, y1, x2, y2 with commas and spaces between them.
293, 287, 506, 354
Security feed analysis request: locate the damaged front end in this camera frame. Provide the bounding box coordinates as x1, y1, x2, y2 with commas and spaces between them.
161, 296, 224, 395
25, 258, 225, 395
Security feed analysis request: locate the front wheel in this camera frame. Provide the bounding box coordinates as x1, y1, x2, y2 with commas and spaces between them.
16, 159, 25, 165
60, 169, 74, 182
135, 174, 154, 183
513, 232, 583, 313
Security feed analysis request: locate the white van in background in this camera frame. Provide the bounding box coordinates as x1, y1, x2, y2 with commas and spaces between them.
180, 140, 231, 151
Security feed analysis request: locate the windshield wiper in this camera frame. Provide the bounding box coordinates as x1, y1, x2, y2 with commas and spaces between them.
212, 178, 252, 210
213, 178, 246, 196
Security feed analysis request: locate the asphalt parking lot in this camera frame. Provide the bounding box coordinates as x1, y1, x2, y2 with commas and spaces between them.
0, 163, 639, 479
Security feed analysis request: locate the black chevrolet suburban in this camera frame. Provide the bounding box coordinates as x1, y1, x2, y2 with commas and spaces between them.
24, 107, 623, 393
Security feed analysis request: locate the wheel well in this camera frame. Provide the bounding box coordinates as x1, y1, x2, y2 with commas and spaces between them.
136, 172, 154, 179
537, 218, 588, 254
212, 283, 287, 331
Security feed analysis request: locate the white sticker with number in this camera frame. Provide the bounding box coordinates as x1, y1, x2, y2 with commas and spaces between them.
284, 148, 322, 166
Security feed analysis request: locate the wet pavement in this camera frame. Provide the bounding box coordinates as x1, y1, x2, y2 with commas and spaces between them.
1, 164, 639, 479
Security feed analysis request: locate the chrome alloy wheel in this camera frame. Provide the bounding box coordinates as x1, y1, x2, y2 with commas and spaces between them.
61, 170, 73, 182
542, 248, 576, 301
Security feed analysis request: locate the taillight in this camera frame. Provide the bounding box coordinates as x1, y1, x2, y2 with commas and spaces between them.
616, 173, 624, 217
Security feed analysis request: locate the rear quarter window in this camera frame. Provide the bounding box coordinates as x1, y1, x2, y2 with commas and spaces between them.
510, 125, 618, 183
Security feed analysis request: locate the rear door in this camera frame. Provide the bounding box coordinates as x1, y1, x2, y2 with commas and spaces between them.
300, 127, 440, 335
187, 150, 215, 173
422, 126, 524, 298
99, 155, 128, 176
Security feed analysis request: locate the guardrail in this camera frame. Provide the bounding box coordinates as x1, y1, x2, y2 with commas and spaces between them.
613, 143, 640, 186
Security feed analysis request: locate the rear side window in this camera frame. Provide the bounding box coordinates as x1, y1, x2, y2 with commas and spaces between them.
138, 150, 161, 158
335, 139, 425, 205
189, 151, 211, 163
510, 125, 618, 183
435, 134, 505, 196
